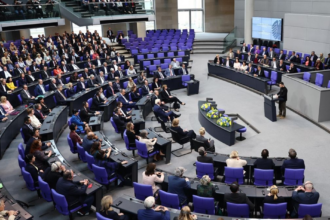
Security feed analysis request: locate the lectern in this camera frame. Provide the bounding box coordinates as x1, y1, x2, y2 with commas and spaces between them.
264, 94, 277, 122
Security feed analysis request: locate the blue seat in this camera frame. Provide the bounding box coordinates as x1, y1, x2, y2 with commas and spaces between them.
18, 143, 25, 158
283, 168, 304, 185
267, 71, 278, 90
254, 169, 274, 186
92, 164, 117, 187
263, 203, 287, 218
17, 94, 23, 104
110, 117, 120, 134
193, 195, 215, 215
327, 80, 330, 88
315, 73, 324, 87
67, 134, 78, 154
123, 81, 128, 89
303, 72, 311, 82
96, 212, 112, 220
167, 52, 174, 57
18, 155, 26, 172
153, 60, 161, 65
21, 167, 39, 194
133, 182, 153, 200
77, 143, 87, 163
236, 127, 247, 141
124, 130, 136, 156
298, 204, 322, 218
182, 75, 190, 87
264, 70, 269, 78
85, 152, 95, 172
147, 54, 154, 59
143, 61, 151, 68
38, 176, 53, 202
135, 140, 159, 164
224, 167, 244, 184
196, 161, 216, 180
159, 190, 181, 209
227, 202, 249, 217
157, 53, 164, 58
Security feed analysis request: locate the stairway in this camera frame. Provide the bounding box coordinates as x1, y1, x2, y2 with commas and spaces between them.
192, 40, 226, 54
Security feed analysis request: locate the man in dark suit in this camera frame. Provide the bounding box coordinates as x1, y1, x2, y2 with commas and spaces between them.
114, 66, 125, 78
287, 63, 297, 73
223, 57, 233, 68
49, 79, 58, 91
113, 78, 121, 93
254, 65, 265, 77
141, 80, 152, 96
26, 71, 37, 84
82, 68, 90, 79
113, 107, 126, 138
291, 182, 319, 217
168, 167, 191, 204
196, 127, 215, 152
268, 48, 276, 59
21, 117, 34, 143
55, 85, 67, 105
56, 170, 94, 216
77, 77, 88, 92
117, 89, 137, 110
93, 56, 102, 67
137, 197, 170, 220
253, 149, 275, 169
79, 101, 99, 123
18, 73, 28, 87
281, 149, 305, 174
197, 147, 214, 163
154, 67, 166, 79
14, 64, 24, 76
245, 63, 254, 75
270, 57, 279, 69
114, 52, 125, 63
261, 47, 268, 57
310, 51, 318, 63
151, 90, 168, 110
245, 52, 254, 63
241, 43, 248, 53
279, 59, 286, 72
0, 78, 11, 96
95, 72, 106, 85
60, 61, 69, 73
41, 66, 50, 80
287, 51, 297, 62
106, 81, 116, 97
21, 84, 36, 104
107, 27, 115, 43
108, 68, 116, 80
224, 182, 255, 210
30, 62, 39, 72
153, 99, 180, 122
34, 104, 47, 123
69, 60, 80, 72
278, 50, 286, 60
89, 65, 98, 76
24, 128, 50, 156
84, 58, 93, 69
178, 63, 189, 75
91, 91, 106, 111
56, 74, 65, 86
87, 75, 98, 88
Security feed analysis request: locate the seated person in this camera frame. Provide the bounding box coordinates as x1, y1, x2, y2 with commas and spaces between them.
281, 148, 305, 174
165, 64, 176, 77
27, 108, 41, 129
6, 77, 16, 90
55, 85, 67, 105
113, 107, 127, 138
76, 77, 88, 92
38, 97, 51, 115
142, 163, 164, 195
99, 195, 129, 220
0, 199, 18, 220
0, 96, 14, 113
82, 132, 99, 153
137, 196, 170, 220
127, 77, 136, 90
34, 104, 47, 123
56, 170, 94, 216
116, 101, 131, 122
291, 181, 319, 217
21, 117, 34, 142
233, 57, 241, 69
160, 84, 185, 112
24, 154, 44, 187
264, 185, 285, 204
196, 127, 215, 152
254, 65, 265, 77
240, 61, 248, 71
118, 89, 138, 111
91, 91, 107, 111
170, 118, 196, 140
69, 123, 83, 150
71, 109, 90, 133
173, 206, 197, 220
168, 167, 190, 204
152, 77, 161, 91
179, 63, 189, 75
129, 86, 141, 102
43, 161, 66, 189
140, 80, 153, 96
253, 149, 275, 169
138, 130, 165, 161
24, 129, 50, 156
151, 90, 168, 110
197, 147, 213, 164
214, 54, 222, 65
287, 63, 297, 73
153, 99, 180, 122
224, 182, 255, 210
126, 122, 139, 148
79, 101, 100, 123
29, 139, 52, 171
197, 175, 215, 198
226, 151, 247, 173
154, 67, 166, 79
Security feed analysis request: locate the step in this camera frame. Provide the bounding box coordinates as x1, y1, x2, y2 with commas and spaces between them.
66, 3, 78, 6
194, 40, 226, 43
193, 50, 224, 54
193, 41, 226, 46
73, 8, 86, 12
193, 45, 225, 50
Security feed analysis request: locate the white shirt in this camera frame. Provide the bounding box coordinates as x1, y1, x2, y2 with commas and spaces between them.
233, 62, 241, 69
117, 56, 121, 63
226, 61, 230, 67
3, 71, 12, 78
40, 85, 46, 94
24, 89, 31, 98
73, 64, 79, 70
121, 94, 128, 102
29, 114, 41, 128
114, 65, 118, 71
97, 59, 101, 66
2, 85, 6, 92
120, 108, 126, 117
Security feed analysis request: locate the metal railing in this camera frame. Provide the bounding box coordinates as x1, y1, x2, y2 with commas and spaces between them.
0, 3, 61, 21
223, 27, 237, 53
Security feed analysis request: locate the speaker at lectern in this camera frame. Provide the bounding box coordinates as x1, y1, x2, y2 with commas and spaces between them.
264, 94, 277, 122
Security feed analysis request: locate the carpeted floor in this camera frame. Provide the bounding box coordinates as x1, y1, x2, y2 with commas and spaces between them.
1, 53, 329, 219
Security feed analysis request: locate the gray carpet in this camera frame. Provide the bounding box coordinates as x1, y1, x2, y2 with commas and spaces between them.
1, 53, 329, 219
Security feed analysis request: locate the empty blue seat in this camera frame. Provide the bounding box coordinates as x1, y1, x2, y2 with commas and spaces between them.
303, 72, 311, 82
315, 73, 324, 87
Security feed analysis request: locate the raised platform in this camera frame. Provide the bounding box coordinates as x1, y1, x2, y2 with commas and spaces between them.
193, 32, 228, 54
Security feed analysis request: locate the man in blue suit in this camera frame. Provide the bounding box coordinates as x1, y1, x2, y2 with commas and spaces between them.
54, 85, 67, 105
34, 79, 47, 96
178, 63, 189, 75
168, 167, 191, 204
76, 77, 88, 92
281, 149, 305, 174
140, 80, 153, 96
117, 89, 138, 111
153, 99, 180, 122
137, 196, 170, 220
56, 170, 94, 216
114, 52, 125, 64
0, 105, 8, 122
165, 65, 176, 77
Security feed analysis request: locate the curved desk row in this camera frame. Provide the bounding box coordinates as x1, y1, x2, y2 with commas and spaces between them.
208, 63, 269, 94
198, 101, 245, 146
139, 55, 189, 70
133, 50, 191, 64
0, 105, 28, 159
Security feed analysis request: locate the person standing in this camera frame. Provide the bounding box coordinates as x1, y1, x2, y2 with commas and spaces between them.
276, 82, 288, 119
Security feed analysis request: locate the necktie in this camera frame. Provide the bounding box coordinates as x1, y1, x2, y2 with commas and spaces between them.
111, 87, 114, 94
146, 85, 149, 92
101, 77, 104, 84
120, 109, 126, 117
59, 91, 66, 99
170, 69, 173, 76
119, 71, 123, 78
160, 72, 164, 78
39, 110, 44, 118
28, 124, 33, 130
44, 71, 48, 77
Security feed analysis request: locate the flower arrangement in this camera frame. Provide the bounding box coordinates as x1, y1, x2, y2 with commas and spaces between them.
217, 117, 232, 127
206, 109, 221, 119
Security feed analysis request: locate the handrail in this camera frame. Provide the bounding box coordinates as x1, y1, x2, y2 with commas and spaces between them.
223, 26, 237, 53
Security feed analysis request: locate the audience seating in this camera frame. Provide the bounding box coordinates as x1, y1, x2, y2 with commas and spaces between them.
283, 169, 304, 185
193, 195, 216, 215
303, 72, 311, 82
169, 128, 192, 157
227, 202, 249, 217
96, 212, 110, 220
133, 182, 153, 200
159, 190, 182, 209
224, 167, 244, 184
67, 134, 78, 155
263, 203, 287, 218
17, 143, 25, 158
253, 169, 274, 186
196, 161, 218, 180
21, 167, 40, 197
18, 155, 26, 172
110, 117, 120, 134
38, 176, 53, 203
92, 164, 117, 189
298, 204, 322, 218
123, 130, 136, 156
85, 152, 95, 172
315, 73, 324, 87
135, 140, 159, 164
77, 143, 87, 163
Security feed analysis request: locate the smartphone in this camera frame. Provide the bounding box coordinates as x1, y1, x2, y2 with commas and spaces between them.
88, 183, 93, 188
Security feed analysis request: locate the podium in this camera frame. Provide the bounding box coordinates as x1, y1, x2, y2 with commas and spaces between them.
264, 94, 277, 122
186, 80, 200, 96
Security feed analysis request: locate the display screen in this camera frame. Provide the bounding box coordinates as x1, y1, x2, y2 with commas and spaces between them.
252, 17, 283, 41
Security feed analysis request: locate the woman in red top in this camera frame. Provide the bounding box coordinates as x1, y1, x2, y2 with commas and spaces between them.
304, 56, 311, 67
53, 65, 63, 76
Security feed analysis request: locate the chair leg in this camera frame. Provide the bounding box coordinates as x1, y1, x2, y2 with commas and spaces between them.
236, 132, 246, 141
171, 144, 193, 157
132, 150, 135, 157
69, 213, 73, 220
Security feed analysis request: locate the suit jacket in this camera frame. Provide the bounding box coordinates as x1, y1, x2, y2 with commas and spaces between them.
55, 90, 66, 104
261, 51, 268, 57
79, 107, 95, 122
288, 55, 296, 62
95, 75, 106, 85
278, 53, 286, 60
34, 109, 45, 122
268, 51, 276, 59
197, 155, 214, 164
170, 126, 187, 137
56, 177, 88, 206
288, 66, 297, 73
165, 68, 175, 77
20, 89, 34, 103
76, 81, 86, 92
25, 163, 39, 185
21, 123, 34, 143
154, 71, 166, 79
253, 158, 275, 169
113, 82, 121, 92
87, 78, 96, 88
279, 63, 287, 71
91, 95, 103, 110
0, 106, 6, 120
49, 83, 57, 91
310, 55, 318, 63
113, 114, 126, 131
137, 209, 170, 220
114, 55, 125, 63
43, 170, 63, 189
260, 58, 269, 66
246, 55, 254, 63
292, 191, 320, 211
153, 104, 170, 122
41, 70, 50, 79
270, 61, 279, 69
26, 75, 36, 84
160, 89, 172, 102
281, 158, 305, 173
18, 77, 28, 87
224, 193, 255, 210
140, 84, 151, 96
117, 94, 130, 106
56, 78, 65, 86
114, 70, 125, 78
196, 135, 213, 152
246, 66, 254, 75
34, 84, 46, 96
256, 69, 265, 77
214, 57, 223, 64
106, 86, 115, 97
168, 175, 191, 203
241, 46, 248, 53
178, 68, 189, 75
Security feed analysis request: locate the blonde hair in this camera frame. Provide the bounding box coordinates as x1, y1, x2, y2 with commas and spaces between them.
126, 122, 135, 134
178, 206, 193, 220
100, 195, 113, 214
0, 96, 6, 103
230, 150, 239, 158
269, 185, 279, 200
199, 127, 205, 135
67, 82, 72, 88
200, 175, 211, 186
172, 118, 179, 127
